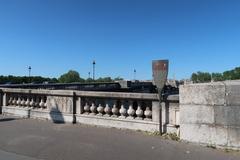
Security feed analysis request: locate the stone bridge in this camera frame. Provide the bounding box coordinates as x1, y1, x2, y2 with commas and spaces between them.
1, 80, 240, 150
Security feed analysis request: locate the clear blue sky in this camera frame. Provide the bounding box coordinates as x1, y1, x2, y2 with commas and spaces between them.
0, 0, 239, 80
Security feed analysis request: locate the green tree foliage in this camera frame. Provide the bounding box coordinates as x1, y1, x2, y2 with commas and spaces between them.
0, 70, 124, 84
191, 67, 240, 83
0, 75, 58, 84
211, 73, 223, 82
95, 77, 113, 82
58, 70, 85, 83
191, 72, 211, 83
114, 77, 124, 81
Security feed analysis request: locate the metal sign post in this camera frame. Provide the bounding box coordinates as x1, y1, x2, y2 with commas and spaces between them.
152, 60, 169, 134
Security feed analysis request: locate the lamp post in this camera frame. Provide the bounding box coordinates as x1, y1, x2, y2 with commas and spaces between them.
88, 72, 91, 79
92, 60, 96, 80
134, 69, 136, 81
28, 66, 32, 83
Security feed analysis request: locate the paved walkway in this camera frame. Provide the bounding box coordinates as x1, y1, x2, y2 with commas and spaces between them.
0, 115, 239, 160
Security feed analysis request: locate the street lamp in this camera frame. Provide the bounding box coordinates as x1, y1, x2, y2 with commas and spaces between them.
28, 66, 32, 83
134, 69, 136, 81
88, 72, 91, 79
92, 60, 96, 80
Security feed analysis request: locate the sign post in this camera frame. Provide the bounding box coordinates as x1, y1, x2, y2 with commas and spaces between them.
152, 60, 169, 134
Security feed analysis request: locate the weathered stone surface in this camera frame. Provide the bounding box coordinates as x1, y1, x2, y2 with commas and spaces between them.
180, 81, 240, 149
76, 114, 160, 132
225, 81, 240, 106
47, 96, 73, 113
2, 106, 30, 118
180, 83, 225, 105
214, 106, 240, 126
180, 104, 214, 124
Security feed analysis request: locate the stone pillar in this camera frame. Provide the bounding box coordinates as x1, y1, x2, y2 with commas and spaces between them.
76, 96, 82, 114
152, 101, 160, 128
2, 93, 7, 106
0, 91, 2, 114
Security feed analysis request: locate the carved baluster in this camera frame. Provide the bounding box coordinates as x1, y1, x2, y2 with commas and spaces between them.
20, 97, 25, 107
104, 103, 111, 117
12, 97, 17, 106
83, 102, 90, 114
17, 96, 21, 107
8, 96, 13, 106
90, 102, 97, 115
97, 104, 104, 116
127, 100, 135, 119
136, 101, 143, 120
39, 97, 45, 109
119, 100, 127, 118
144, 106, 152, 121
111, 101, 119, 118
29, 97, 35, 109
25, 97, 30, 108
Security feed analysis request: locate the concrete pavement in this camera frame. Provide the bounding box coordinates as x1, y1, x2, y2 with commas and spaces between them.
0, 115, 239, 160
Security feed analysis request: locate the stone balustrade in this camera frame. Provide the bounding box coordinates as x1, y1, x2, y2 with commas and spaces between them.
7, 93, 47, 109
0, 88, 179, 133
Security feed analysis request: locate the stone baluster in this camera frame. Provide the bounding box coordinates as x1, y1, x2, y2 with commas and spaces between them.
17, 96, 21, 107
8, 96, 13, 106
20, 97, 25, 107
119, 100, 127, 118
25, 97, 30, 108
111, 101, 119, 117
136, 101, 144, 120
83, 102, 90, 114
127, 100, 135, 119
39, 97, 45, 109
144, 106, 152, 121
104, 103, 111, 117
97, 104, 104, 116
29, 97, 35, 109
12, 97, 17, 106
90, 102, 97, 115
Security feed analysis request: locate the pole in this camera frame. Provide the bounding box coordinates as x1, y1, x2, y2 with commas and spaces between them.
134, 69, 136, 81
92, 60, 96, 80
28, 66, 31, 83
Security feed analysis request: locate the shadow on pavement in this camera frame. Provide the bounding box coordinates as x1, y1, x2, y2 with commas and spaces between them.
0, 117, 16, 122
49, 107, 65, 124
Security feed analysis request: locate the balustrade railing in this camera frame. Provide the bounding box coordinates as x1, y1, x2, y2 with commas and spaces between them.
81, 98, 152, 120
7, 93, 47, 109
0, 88, 180, 133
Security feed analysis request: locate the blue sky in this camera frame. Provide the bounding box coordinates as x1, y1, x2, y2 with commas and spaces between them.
0, 0, 239, 80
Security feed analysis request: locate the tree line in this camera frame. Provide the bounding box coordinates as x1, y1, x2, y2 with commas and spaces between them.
0, 70, 124, 84
191, 67, 240, 83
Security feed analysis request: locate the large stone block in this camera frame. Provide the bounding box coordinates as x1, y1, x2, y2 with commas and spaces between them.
180, 83, 225, 105
180, 104, 214, 124
214, 106, 240, 126
227, 126, 240, 149
225, 81, 240, 106
180, 124, 228, 147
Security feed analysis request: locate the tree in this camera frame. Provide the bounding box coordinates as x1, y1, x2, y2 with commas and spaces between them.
95, 77, 113, 83
58, 70, 85, 83
191, 72, 211, 83
191, 73, 198, 83
114, 77, 124, 81
211, 73, 223, 82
